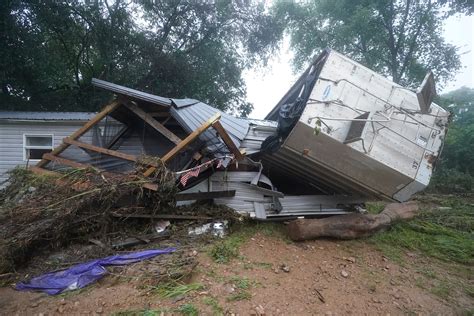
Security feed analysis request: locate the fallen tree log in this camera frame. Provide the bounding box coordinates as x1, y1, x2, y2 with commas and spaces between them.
287, 201, 419, 241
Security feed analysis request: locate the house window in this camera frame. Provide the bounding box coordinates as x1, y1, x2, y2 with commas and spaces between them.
24, 134, 54, 161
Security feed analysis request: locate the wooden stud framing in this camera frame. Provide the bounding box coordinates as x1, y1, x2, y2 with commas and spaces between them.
63, 138, 159, 167
36, 100, 121, 168
124, 102, 181, 145
143, 112, 221, 177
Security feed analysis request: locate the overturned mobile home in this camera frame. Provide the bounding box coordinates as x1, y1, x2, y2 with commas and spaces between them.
32, 49, 449, 219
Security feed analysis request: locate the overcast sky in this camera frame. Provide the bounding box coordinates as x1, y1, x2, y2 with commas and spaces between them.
244, 14, 474, 119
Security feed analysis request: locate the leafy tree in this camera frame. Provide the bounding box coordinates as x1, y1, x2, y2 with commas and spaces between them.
0, 0, 282, 116
273, 0, 462, 88
430, 87, 474, 192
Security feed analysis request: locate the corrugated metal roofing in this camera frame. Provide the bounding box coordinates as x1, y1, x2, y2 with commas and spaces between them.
170, 102, 250, 155
0, 111, 97, 121
91, 78, 253, 156
92, 78, 171, 107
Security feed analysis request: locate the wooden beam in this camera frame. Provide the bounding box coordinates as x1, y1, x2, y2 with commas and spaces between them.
41, 154, 159, 191
42, 153, 92, 169
28, 166, 61, 176
63, 138, 159, 168
143, 112, 221, 177
175, 190, 236, 201
124, 102, 181, 145
212, 120, 245, 161
36, 100, 121, 168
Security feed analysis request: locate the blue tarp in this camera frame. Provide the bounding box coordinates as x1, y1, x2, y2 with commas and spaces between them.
16, 248, 176, 295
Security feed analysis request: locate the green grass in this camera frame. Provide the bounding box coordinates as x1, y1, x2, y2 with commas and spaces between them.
369, 197, 474, 264
365, 201, 386, 214
149, 282, 204, 298
177, 304, 199, 316
224, 275, 258, 302
229, 276, 252, 290
202, 296, 224, 315
227, 290, 252, 301
208, 222, 288, 263
113, 309, 170, 316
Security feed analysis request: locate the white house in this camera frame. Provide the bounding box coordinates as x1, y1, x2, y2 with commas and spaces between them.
0, 111, 97, 185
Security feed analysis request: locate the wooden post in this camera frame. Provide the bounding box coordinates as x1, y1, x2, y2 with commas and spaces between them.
143, 112, 221, 177
212, 120, 245, 161
36, 100, 121, 168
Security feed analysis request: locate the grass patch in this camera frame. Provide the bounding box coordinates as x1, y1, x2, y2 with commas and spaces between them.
229, 276, 253, 290
224, 275, 258, 302
177, 304, 199, 316
208, 222, 287, 263
149, 282, 204, 298
227, 290, 252, 301
430, 280, 452, 300
369, 197, 474, 265
365, 201, 386, 214
203, 296, 224, 315
113, 309, 169, 316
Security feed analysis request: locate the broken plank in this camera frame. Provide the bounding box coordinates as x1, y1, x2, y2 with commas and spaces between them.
36, 100, 121, 168
124, 102, 181, 145
175, 190, 236, 201
143, 112, 221, 177
111, 232, 171, 249
212, 120, 245, 161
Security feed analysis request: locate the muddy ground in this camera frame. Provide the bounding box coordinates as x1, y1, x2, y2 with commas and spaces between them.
0, 228, 472, 316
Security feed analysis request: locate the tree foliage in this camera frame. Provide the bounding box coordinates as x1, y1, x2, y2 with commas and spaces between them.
0, 0, 282, 115
273, 0, 462, 88
430, 87, 474, 192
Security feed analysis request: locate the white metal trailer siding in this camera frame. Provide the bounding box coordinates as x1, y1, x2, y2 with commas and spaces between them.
293, 51, 449, 200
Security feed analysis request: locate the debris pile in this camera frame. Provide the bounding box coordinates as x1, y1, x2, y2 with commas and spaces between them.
0, 165, 176, 273
0, 48, 451, 275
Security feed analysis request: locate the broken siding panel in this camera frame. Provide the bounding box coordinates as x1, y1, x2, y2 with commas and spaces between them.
240, 123, 277, 155
0, 122, 94, 185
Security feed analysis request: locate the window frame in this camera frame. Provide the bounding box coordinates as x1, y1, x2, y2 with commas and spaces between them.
23, 133, 54, 161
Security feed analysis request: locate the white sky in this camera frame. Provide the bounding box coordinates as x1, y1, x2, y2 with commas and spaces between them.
244, 14, 474, 119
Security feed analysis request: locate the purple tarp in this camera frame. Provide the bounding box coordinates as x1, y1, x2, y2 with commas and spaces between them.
16, 248, 176, 295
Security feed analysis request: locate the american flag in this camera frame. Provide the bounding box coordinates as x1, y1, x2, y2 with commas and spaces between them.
179, 157, 232, 187
180, 166, 201, 187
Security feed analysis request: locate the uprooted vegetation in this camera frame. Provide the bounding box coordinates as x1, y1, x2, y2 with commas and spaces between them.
0, 165, 176, 273
0, 165, 240, 275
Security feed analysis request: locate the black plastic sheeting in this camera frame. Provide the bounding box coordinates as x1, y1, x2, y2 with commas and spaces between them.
261, 49, 330, 154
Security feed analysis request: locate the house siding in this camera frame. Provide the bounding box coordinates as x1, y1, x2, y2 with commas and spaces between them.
0, 121, 94, 186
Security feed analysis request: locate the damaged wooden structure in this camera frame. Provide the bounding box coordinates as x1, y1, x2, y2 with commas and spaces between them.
32, 78, 361, 219
32, 49, 449, 220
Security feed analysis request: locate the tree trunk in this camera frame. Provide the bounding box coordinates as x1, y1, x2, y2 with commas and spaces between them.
287, 201, 419, 241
